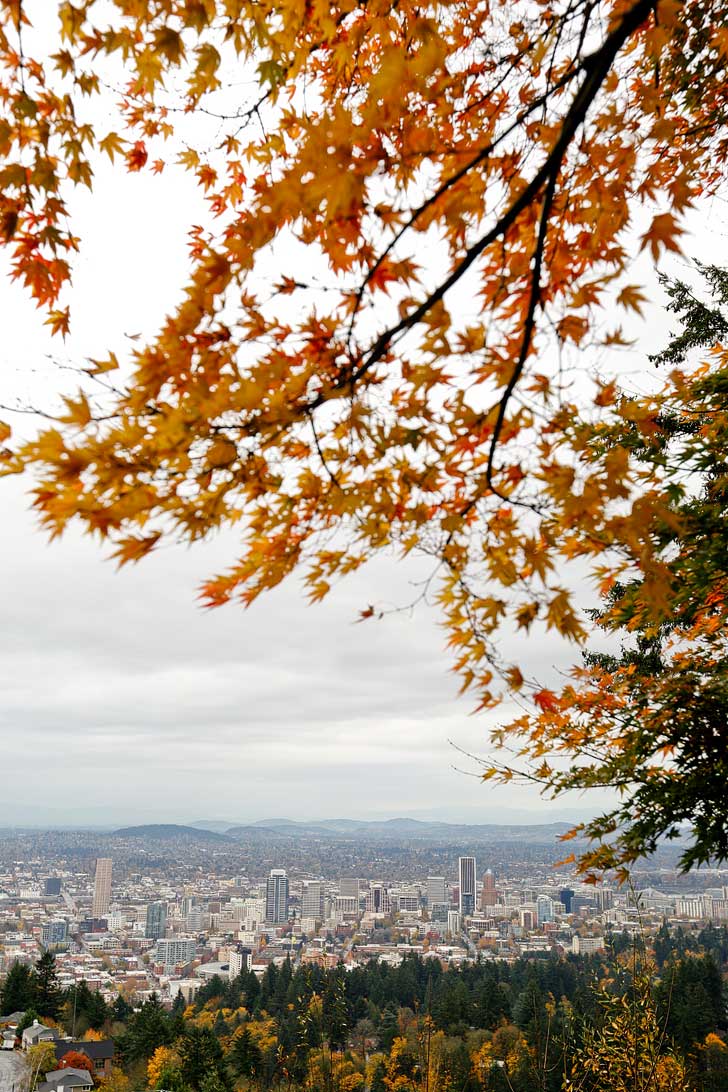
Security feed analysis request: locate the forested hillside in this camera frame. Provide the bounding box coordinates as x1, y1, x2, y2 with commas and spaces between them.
3, 930, 727, 1091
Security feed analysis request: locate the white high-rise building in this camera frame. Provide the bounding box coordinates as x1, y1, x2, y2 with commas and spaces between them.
266, 869, 289, 924
340, 878, 360, 902
302, 880, 325, 919
92, 858, 112, 918
427, 876, 446, 908
155, 937, 197, 969
229, 947, 253, 976
573, 935, 605, 955
458, 857, 476, 917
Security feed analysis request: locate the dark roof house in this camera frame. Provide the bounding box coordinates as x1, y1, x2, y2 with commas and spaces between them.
52, 1039, 114, 1078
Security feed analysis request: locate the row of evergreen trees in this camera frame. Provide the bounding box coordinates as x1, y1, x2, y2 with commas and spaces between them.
2, 927, 727, 1091
107, 936, 728, 1091
0, 951, 128, 1036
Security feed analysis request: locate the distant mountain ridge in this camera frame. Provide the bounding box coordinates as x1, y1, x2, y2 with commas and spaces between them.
113, 823, 232, 842
190, 816, 579, 844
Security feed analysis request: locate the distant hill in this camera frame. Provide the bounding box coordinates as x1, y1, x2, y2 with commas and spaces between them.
223, 824, 291, 840
222, 817, 577, 844
113, 823, 232, 842
189, 820, 241, 833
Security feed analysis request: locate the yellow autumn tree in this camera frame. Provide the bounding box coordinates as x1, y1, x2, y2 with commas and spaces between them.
147, 1045, 182, 1089
472, 1026, 535, 1092
95, 1068, 131, 1092
25, 1042, 60, 1089
305, 1048, 364, 1092
563, 959, 694, 1092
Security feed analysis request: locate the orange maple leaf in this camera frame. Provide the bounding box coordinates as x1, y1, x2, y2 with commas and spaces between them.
533, 688, 559, 713
126, 141, 148, 172
640, 212, 683, 260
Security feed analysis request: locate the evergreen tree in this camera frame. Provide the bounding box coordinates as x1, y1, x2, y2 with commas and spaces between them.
111, 995, 132, 1023
35, 952, 62, 1021
120, 994, 171, 1063
229, 1027, 261, 1080
196, 976, 225, 1008
0, 960, 37, 1014
168, 992, 187, 1037
179, 1026, 225, 1091
323, 975, 350, 1050
199, 1073, 228, 1092
378, 1005, 399, 1052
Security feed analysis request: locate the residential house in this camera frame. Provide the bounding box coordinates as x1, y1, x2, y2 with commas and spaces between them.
37, 1068, 94, 1092
52, 1039, 114, 1080
22, 1021, 57, 1050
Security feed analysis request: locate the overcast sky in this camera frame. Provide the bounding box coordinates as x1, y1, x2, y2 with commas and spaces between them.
0, 80, 725, 829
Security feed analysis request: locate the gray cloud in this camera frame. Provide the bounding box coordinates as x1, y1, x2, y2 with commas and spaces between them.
0, 473, 596, 825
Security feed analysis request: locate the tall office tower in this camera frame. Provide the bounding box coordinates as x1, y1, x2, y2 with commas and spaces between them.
427, 876, 446, 908
146, 900, 167, 940
92, 858, 112, 918
536, 895, 555, 925
458, 856, 476, 917
340, 878, 360, 902
365, 883, 391, 914
447, 909, 462, 936
302, 880, 325, 919
266, 869, 290, 923
560, 888, 575, 913
594, 888, 614, 912
480, 869, 497, 910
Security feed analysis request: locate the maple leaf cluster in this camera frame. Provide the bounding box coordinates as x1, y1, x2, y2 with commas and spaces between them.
0, 0, 727, 875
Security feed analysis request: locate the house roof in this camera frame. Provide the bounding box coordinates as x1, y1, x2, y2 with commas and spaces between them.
23, 1023, 54, 1040
46, 1070, 94, 1083
37, 1077, 93, 1092
53, 1039, 114, 1061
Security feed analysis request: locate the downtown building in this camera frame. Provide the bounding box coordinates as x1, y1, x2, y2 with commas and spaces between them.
266, 869, 290, 924
145, 901, 167, 940
365, 883, 391, 915
155, 937, 197, 971
427, 876, 446, 908
480, 868, 497, 911
458, 856, 476, 918
92, 858, 112, 919
301, 881, 325, 920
